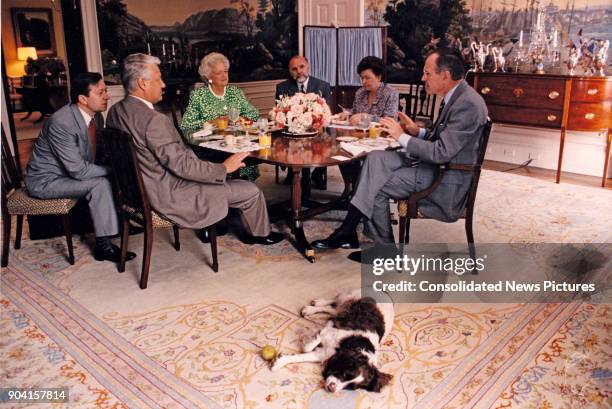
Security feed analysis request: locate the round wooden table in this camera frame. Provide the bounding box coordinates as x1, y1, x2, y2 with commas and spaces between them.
188, 127, 393, 262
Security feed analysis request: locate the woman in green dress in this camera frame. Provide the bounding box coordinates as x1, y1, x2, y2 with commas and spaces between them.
181, 52, 260, 180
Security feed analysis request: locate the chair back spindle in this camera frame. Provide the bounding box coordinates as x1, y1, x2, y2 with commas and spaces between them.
1, 125, 22, 194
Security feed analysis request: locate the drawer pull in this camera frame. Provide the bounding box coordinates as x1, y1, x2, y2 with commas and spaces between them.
587, 88, 598, 95
548, 91, 560, 99
547, 114, 557, 122
481, 86, 491, 95
584, 113, 595, 120
513, 87, 524, 98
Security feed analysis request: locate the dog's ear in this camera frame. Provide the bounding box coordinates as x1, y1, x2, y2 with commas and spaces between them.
365, 368, 393, 392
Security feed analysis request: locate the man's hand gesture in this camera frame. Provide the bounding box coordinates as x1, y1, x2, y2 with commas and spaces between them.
397, 112, 420, 136
223, 152, 249, 173
379, 117, 405, 140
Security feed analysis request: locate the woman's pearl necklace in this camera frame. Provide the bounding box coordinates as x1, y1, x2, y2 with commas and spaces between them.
209, 84, 227, 110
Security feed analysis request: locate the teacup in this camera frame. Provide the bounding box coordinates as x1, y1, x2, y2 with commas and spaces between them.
224, 134, 236, 145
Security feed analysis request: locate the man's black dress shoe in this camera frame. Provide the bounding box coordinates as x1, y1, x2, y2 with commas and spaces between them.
198, 224, 228, 243
348, 247, 401, 264
348, 250, 362, 263
240, 231, 285, 245
311, 230, 359, 250
94, 244, 136, 263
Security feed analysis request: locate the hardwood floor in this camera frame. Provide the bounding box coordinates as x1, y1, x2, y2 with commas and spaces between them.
484, 160, 612, 190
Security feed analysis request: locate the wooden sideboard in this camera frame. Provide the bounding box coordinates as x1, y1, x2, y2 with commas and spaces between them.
468, 72, 611, 187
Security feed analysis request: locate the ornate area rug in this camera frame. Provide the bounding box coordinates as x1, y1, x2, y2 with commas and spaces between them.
1, 168, 611, 408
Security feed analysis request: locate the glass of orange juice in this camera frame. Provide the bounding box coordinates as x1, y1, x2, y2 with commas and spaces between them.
258, 133, 272, 147
369, 126, 382, 138
217, 117, 228, 130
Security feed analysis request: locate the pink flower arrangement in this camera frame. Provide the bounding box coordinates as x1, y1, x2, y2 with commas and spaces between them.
269, 92, 332, 134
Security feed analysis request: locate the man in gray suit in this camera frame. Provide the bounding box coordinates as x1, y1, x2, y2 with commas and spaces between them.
25, 72, 137, 263
106, 53, 284, 245
312, 48, 488, 262
276, 55, 332, 189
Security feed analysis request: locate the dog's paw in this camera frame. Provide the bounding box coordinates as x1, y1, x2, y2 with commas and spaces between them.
301, 306, 318, 317
310, 299, 335, 307
303, 338, 321, 353
270, 354, 285, 372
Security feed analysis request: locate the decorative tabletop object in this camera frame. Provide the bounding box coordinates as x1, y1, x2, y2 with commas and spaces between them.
269, 92, 332, 136
471, 42, 491, 72
491, 46, 506, 72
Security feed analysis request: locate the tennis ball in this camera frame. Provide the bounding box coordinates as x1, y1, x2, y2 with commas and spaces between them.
261, 345, 277, 361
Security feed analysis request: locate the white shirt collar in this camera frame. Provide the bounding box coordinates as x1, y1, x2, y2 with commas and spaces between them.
297, 77, 309, 93
130, 95, 155, 110
77, 106, 93, 127
443, 81, 461, 105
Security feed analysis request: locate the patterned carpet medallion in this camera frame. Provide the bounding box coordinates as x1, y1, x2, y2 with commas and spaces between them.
1, 170, 611, 408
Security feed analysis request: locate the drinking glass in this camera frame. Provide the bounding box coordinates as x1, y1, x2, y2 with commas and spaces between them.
338, 104, 352, 121
228, 106, 240, 129
356, 114, 371, 134
256, 117, 268, 135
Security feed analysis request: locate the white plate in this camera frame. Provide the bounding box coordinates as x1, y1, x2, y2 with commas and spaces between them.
336, 136, 358, 142
359, 138, 388, 147
331, 119, 349, 125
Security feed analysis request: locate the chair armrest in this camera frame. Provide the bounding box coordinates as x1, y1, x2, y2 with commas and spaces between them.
403, 163, 478, 218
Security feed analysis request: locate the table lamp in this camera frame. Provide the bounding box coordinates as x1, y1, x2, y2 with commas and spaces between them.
17, 47, 37, 61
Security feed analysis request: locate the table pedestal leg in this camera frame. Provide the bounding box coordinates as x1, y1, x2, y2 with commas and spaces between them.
603, 129, 611, 188
292, 168, 315, 263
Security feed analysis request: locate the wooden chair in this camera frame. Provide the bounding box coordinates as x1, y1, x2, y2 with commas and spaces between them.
398, 82, 437, 127
1, 124, 76, 267
101, 128, 218, 289
167, 83, 193, 138
396, 119, 492, 260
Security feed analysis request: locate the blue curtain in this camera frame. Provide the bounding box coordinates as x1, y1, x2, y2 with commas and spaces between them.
305, 27, 337, 86
338, 28, 383, 86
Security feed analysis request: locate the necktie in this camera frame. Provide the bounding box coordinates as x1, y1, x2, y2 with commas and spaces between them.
299, 84, 305, 93
437, 100, 446, 119
88, 119, 96, 155
426, 100, 446, 141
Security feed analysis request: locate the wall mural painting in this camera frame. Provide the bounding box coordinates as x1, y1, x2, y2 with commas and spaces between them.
365, 0, 611, 81
96, 0, 297, 84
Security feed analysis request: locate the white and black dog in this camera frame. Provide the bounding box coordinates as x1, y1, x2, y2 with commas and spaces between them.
271, 289, 394, 393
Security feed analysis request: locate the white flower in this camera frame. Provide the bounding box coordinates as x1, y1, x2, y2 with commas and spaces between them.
272, 92, 331, 133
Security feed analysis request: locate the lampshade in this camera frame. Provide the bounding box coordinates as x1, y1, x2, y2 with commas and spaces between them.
17, 47, 37, 61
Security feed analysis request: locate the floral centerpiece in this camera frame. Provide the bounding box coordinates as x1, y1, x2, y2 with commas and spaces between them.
269, 92, 332, 135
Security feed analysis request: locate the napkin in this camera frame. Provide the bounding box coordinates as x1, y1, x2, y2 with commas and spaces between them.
340, 142, 372, 157
340, 139, 400, 157
192, 128, 213, 138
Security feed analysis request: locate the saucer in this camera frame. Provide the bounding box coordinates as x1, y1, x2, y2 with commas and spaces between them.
336, 136, 358, 142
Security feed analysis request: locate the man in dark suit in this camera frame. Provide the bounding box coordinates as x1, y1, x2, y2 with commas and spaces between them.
312, 48, 488, 262
276, 55, 332, 189
275, 55, 332, 105
25, 72, 137, 263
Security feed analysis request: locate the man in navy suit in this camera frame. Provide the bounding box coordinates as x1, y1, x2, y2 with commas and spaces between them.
276, 56, 332, 189
25, 72, 137, 263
